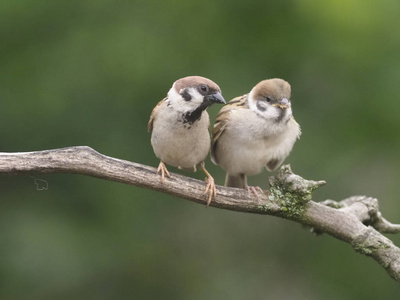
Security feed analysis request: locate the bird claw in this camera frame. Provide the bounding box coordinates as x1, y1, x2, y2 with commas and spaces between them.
156, 161, 171, 182
199, 161, 217, 206
204, 176, 217, 206
246, 186, 264, 197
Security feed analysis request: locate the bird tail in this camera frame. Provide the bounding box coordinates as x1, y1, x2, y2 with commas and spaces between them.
225, 173, 246, 189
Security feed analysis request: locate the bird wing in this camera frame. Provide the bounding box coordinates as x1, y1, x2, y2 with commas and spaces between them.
211, 94, 249, 164
147, 97, 167, 132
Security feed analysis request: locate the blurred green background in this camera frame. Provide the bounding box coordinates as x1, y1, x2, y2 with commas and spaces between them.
1, 0, 400, 298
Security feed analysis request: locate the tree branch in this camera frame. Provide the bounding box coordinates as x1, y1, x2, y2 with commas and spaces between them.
1, 146, 399, 281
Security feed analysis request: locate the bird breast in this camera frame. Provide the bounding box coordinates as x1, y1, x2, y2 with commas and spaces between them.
151, 103, 211, 170
215, 109, 299, 176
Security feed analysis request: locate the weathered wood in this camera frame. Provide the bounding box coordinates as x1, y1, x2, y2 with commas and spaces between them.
1, 146, 399, 281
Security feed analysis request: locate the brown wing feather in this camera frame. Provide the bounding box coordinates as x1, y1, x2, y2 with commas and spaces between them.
148, 98, 167, 132
211, 94, 249, 164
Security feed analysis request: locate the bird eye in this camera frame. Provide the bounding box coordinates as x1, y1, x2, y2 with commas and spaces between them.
266, 96, 272, 102
200, 85, 209, 93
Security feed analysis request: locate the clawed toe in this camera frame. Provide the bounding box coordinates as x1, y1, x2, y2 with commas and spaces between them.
200, 161, 217, 206
246, 186, 264, 197
156, 161, 171, 182
204, 176, 217, 206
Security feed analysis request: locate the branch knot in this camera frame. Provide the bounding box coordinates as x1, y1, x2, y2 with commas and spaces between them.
267, 165, 326, 218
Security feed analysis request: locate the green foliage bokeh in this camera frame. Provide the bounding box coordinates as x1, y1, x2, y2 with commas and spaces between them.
1, 0, 400, 298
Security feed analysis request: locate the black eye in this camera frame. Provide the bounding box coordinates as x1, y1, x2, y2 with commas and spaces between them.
266, 96, 272, 102
200, 85, 208, 93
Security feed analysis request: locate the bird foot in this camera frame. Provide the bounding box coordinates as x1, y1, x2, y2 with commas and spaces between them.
246, 186, 264, 197
204, 176, 217, 206
156, 161, 171, 182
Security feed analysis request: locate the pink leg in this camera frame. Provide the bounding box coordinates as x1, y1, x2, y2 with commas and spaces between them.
156, 161, 171, 182
200, 161, 217, 206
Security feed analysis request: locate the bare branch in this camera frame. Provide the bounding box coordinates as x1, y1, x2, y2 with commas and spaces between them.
1, 146, 400, 281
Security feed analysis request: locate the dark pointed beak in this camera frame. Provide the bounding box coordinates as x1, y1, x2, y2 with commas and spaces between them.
208, 92, 226, 104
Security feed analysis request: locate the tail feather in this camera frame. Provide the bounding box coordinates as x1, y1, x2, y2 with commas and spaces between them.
225, 173, 246, 189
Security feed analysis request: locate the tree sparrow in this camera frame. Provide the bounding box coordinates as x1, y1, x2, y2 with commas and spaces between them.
148, 76, 225, 205
211, 78, 301, 192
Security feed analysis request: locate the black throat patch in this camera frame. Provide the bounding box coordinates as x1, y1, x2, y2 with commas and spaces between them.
182, 99, 209, 125
276, 108, 288, 123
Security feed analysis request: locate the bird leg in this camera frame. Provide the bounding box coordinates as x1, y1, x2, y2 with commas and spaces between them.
200, 161, 216, 206
156, 161, 171, 182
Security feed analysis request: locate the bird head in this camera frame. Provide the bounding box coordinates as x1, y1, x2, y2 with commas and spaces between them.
248, 78, 293, 121
167, 76, 225, 114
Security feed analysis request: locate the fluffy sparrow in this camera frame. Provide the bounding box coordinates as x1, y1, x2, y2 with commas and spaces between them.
211, 78, 301, 192
148, 76, 225, 205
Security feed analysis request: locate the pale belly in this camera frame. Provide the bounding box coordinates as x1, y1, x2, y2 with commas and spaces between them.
217, 139, 271, 176
151, 123, 210, 170
215, 128, 294, 176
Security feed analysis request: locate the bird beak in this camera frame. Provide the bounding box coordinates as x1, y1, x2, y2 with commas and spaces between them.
208, 92, 226, 104
272, 98, 290, 109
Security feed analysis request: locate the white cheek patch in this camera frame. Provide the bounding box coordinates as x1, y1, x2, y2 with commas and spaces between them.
256, 100, 267, 112
248, 91, 271, 115
186, 88, 203, 103
167, 86, 205, 113
168, 86, 181, 100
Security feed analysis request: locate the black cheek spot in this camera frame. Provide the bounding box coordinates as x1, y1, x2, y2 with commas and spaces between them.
181, 89, 192, 101
256, 101, 267, 112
